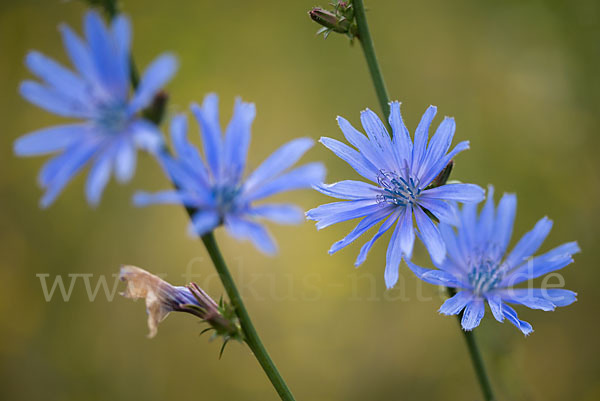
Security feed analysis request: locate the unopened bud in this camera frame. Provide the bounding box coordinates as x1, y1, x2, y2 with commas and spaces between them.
430, 160, 454, 188
143, 90, 169, 125
308, 2, 358, 39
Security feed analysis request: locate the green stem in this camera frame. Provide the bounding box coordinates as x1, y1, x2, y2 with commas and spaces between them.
352, 0, 391, 119
447, 288, 495, 401
201, 232, 296, 401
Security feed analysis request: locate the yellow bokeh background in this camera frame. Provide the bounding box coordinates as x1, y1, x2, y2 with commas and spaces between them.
1, 0, 599, 400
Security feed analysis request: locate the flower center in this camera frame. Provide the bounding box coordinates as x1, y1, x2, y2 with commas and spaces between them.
376, 170, 421, 206
94, 102, 129, 133
468, 258, 503, 295
212, 184, 241, 215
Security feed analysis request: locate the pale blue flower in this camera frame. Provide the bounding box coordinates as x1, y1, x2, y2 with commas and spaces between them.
408, 186, 579, 335
134, 94, 326, 255
307, 102, 484, 288
14, 11, 177, 207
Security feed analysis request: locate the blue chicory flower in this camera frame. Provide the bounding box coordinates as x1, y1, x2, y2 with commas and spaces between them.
134, 94, 326, 255
306, 102, 484, 288
407, 186, 579, 335
14, 11, 177, 207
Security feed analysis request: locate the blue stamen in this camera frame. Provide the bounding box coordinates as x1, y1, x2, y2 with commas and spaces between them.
467, 256, 504, 295
376, 170, 421, 207
95, 101, 129, 133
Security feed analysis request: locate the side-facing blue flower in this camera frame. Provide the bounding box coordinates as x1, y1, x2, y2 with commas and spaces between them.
134, 94, 326, 255
407, 186, 579, 335
306, 102, 484, 288
14, 11, 177, 207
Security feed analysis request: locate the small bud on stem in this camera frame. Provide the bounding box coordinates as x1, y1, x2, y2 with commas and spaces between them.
308, 2, 358, 40
430, 160, 455, 188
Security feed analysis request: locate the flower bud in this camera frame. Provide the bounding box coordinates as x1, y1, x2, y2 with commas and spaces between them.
308, 2, 358, 39
430, 160, 454, 188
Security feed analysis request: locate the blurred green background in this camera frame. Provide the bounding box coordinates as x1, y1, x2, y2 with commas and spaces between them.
1, 0, 599, 400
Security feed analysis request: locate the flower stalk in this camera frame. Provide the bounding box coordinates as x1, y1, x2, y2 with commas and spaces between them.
352, 0, 390, 120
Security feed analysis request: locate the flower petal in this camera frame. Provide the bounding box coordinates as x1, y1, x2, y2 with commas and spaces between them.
191, 94, 222, 177
418, 198, 459, 225
114, 139, 136, 183
419, 140, 470, 186
314, 180, 381, 200
495, 288, 557, 311
359, 108, 395, 170
225, 216, 277, 255
25, 51, 87, 101
414, 205, 446, 264
14, 124, 87, 156
328, 205, 394, 254
396, 204, 415, 258
307, 200, 381, 230
110, 14, 131, 94
59, 24, 96, 83
129, 54, 177, 114
85, 11, 119, 89
457, 202, 478, 253
244, 162, 325, 201
250, 204, 304, 225
501, 241, 580, 286
244, 137, 314, 193
461, 298, 485, 331
337, 116, 385, 171
169, 114, 210, 186
388, 101, 412, 165
477, 185, 495, 246
158, 155, 213, 205
318, 136, 378, 183
439, 222, 467, 267
40, 141, 99, 208
502, 304, 533, 335
417, 116, 455, 180
187, 210, 220, 237
133, 190, 207, 208
129, 119, 164, 153
421, 183, 485, 203
512, 288, 577, 307
355, 208, 402, 267
223, 98, 255, 181
486, 294, 504, 322
439, 291, 473, 315
411, 105, 436, 171
85, 151, 113, 206
20, 81, 90, 118
503, 217, 553, 270
491, 192, 517, 259
406, 259, 462, 287
384, 206, 414, 288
